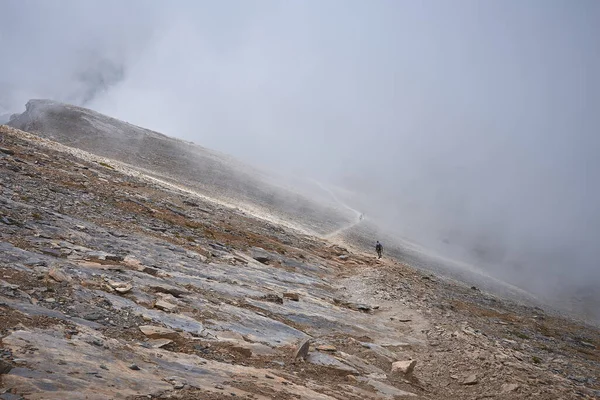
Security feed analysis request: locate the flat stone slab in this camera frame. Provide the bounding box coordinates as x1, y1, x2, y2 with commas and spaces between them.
306, 352, 357, 374
1, 329, 337, 400
139, 325, 178, 339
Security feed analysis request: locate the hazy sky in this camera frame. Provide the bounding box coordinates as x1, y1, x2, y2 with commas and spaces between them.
1, 1, 599, 301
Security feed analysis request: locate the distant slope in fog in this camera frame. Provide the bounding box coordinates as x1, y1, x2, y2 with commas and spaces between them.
8, 99, 354, 235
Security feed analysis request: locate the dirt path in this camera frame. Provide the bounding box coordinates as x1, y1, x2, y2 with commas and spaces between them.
313, 180, 363, 239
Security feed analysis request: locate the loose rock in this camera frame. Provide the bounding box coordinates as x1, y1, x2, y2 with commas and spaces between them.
283, 292, 300, 301
391, 360, 417, 375
0, 359, 13, 374
48, 267, 70, 283
462, 374, 479, 385
294, 339, 311, 361
254, 256, 270, 264
316, 345, 337, 352
501, 383, 519, 393
148, 339, 173, 348
139, 325, 179, 339
154, 299, 177, 312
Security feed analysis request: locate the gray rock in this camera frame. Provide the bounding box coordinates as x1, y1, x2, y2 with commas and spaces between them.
365, 379, 416, 397
262, 294, 284, 304
294, 339, 310, 361
0, 393, 25, 400
154, 299, 177, 312
83, 312, 103, 321
580, 341, 596, 349
149, 284, 189, 298
306, 352, 357, 374
105, 255, 125, 262
501, 383, 519, 393
0, 359, 13, 374
462, 374, 478, 385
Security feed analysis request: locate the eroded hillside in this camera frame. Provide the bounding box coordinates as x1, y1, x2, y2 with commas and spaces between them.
0, 125, 599, 399
8, 100, 355, 236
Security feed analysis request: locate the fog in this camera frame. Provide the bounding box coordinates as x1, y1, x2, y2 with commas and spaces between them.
1, 1, 599, 311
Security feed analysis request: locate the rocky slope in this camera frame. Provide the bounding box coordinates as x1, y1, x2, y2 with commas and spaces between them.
7, 100, 355, 236
8, 100, 549, 315
1, 125, 599, 399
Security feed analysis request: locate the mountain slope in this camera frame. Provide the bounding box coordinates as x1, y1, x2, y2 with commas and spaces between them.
8, 99, 354, 236
1, 125, 598, 399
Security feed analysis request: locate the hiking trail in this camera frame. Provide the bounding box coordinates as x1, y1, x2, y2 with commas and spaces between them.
313, 180, 363, 239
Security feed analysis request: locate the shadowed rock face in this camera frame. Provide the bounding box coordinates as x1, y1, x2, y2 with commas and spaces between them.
8, 99, 354, 236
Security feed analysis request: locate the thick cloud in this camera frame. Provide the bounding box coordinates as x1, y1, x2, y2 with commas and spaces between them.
1, 0, 599, 311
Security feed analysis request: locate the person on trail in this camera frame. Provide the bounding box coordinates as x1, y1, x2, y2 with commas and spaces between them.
375, 241, 383, 259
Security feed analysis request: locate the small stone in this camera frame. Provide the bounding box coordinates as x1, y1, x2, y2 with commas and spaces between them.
149, 284, 189, 298
45, 298, 56, 303
100, 364, 109, 370
265, 374, 274, 379
0, 359, 12, 374
262, 294, 283, 304
580, 341, 596, 349
83, 312, 103, 321
142, 267, 160, 276
316, 345, 337, 352
283, 292, 300, 301
48, 267, 70, 283
113, 283, 133, 294
173, 382, 185, 389
391, 360, 417, 375
148, 339, 173, 348
346, 374, 358, 383
501, 383, 519, 393
129, 364, 140, 370
105, 255, 125, 262
139, 325, 178, 339
462, 374, 478, 385
294, 339, 311, 361
253, 256, 270, 264
154, 299, 177, 312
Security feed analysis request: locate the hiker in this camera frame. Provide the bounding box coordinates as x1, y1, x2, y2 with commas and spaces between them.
375, 241, 383, 259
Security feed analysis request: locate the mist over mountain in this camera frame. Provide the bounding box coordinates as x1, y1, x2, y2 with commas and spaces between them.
2, 1, 600, 319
